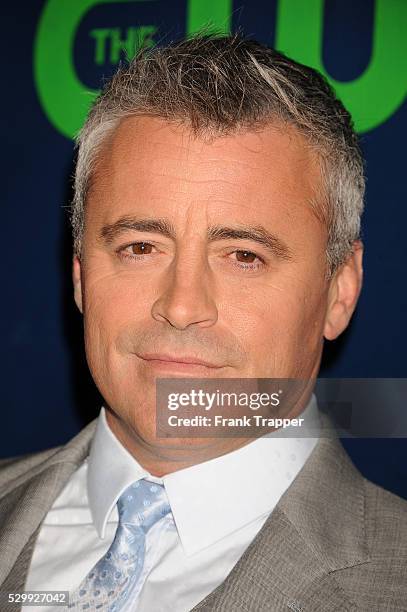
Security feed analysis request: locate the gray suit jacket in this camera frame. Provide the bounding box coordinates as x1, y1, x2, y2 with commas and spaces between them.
0, 418, 406, 611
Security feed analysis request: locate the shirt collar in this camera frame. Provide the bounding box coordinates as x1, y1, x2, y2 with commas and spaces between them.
87, 395, 320, 556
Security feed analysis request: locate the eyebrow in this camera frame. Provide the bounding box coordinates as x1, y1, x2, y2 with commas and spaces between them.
100, 216, 175, 243
99, 215, 293, 260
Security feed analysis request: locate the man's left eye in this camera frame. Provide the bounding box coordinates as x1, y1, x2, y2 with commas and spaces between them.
228, 250, 266, 271
234, 250, 259, 264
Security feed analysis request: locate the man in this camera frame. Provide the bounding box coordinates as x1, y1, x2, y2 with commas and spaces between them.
1, 34, 406, 611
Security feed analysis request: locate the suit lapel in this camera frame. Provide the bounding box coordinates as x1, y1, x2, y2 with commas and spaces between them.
192, 428, 371, 611
0, 419, 97, 592
191, 507, 358, 611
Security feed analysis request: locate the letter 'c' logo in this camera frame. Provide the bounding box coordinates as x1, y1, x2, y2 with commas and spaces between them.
33, 0, 232, 139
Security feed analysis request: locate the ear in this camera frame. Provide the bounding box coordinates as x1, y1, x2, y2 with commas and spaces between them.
323, 240, 363, 341
72, 254, 83, 314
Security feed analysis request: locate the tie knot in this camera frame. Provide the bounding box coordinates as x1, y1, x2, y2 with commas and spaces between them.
117, 479, 171, 533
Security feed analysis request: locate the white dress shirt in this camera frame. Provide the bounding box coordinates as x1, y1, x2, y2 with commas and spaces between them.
25, 395, 321, 611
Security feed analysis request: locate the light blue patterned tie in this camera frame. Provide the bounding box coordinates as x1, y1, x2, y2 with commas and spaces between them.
68, 479, 171, 611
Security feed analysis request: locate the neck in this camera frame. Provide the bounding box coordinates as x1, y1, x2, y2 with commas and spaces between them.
104, 389, 313, 476
105, 408, 254, 476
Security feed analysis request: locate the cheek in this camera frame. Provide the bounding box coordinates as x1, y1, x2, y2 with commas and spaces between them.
81, 273, 156, 418
84, 270, 152, 330
225, 272, 327, 368
81, 271, 151, 378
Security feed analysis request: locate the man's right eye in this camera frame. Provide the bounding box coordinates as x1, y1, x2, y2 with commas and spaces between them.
128, 242, 154, 255
116, 241, 157, 262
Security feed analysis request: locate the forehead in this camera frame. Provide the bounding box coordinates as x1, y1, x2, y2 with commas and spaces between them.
88, 115, 325, 227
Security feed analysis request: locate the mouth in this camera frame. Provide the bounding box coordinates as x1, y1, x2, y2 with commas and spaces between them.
136, 352, 225, 373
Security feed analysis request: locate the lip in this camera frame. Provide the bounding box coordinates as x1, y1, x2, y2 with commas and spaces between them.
137, 353, 223, 369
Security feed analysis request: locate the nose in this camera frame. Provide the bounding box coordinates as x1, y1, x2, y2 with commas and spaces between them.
151, 251, 218, 330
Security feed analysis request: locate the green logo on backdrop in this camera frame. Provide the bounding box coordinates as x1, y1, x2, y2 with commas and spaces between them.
34, 0, 407, 139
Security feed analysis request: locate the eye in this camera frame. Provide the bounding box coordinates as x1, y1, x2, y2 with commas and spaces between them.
129, 242, 154, 255
234, 250, 258, 264
117, 241, 157, 262
230, 250, 266, 271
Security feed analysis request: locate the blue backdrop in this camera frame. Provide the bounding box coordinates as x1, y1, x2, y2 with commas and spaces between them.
2, 0, 406, 499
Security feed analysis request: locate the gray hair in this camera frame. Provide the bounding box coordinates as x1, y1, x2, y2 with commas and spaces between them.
71, 33, 365, 277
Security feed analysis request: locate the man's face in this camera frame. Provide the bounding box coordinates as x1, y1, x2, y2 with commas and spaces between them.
73, 116, 361, 460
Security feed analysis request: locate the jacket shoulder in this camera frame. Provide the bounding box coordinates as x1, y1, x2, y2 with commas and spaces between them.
0, 445, 63, 492
364, 476, 407, 554
0, 418, 99, 490
333, 477, 407, 610
0, 419, 98, 497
